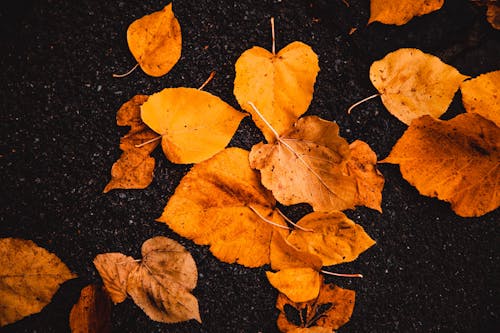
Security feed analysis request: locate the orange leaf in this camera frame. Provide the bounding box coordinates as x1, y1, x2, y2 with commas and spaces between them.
276, 281, 355, 332
370, 48, 469, 125
249, 116, 357, 211
286, 211, 376, 266
104, 95, 160, 192
0, 238, 76, 326
368, 0, 444, 25
159, 147, 288, 267
266, 268, 321, 303
460, 70, 500, 127
270, 231, 323, 271
234, 42, 319, 142
127, 3, 181, 77
382, 113, 500, 217
487, 2, 500, 29
69, 284, 112, 333
140, 88, 246, 164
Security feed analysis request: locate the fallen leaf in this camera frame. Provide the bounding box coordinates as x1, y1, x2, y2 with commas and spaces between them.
93, 253, 139, 304
267, 268, 322, 303
127, 3, 181, 77
270, 231, 323, 271
370, 48, 469, 125
126, 237, 201, 323
276, 281, 355, 332
286, 211, 376, 266
460, 70, 500, 126
249, 116, 357, 212
487, 2, 500, 29
104, 95, 160, 193
234, 41, 319, 142
368, 0, 444, 25
159, 147, 288, 267
69, 284, 112, 333
0, 238, 76, 326
141, 88, 246, 164
382, 113, 500, 217
347, 140, 385, 212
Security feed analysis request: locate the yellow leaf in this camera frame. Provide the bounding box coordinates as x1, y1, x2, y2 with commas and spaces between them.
249, 116, 357, 211
141, 88, 246, 164
159, 148, 288, 267
266, 268, 321, 303
460, 70, 500, 127
104, 95, 160, 193
370, 48, 469, 125
93, 253, 139, 304
270, 231, 323, 271
347, 140, 385, 212
286, 211, 376, 266
69, 284, 112, 333
0, 238, 76, 326
276, 282, 355, 332
368, 0, 444, 25
382, 113, 500, 217
127, 3, 181, 77
234, 42, 319, 142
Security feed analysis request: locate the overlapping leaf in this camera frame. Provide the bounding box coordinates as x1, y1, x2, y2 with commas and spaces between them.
0, 238, 76, 326
461, 70, 500, 126
383, 113, 500, 217
368, 0, 444, 25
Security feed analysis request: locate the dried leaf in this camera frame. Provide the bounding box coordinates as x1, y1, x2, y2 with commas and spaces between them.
382, 113, 500, 217
159, 147, 288, 267
234, 42, 319, 142
93, 253, 139, 304
0, 238, 76, 326
460, 70, 500, 126
127, 3, 181, 77
276, 282, 355, 332
69, 284, 112, 333
370, 48, 469, 125
270, 231, 323, 271
126, 237, 201, 323
141, 88, 246, 164
368, 0, 444, 25
286, 211, 376, 266
104, 95, 160, 193
267, 268, 321, 303
347, 140, 385, 212
249, 116, 357, 211
487, 2, 500, 29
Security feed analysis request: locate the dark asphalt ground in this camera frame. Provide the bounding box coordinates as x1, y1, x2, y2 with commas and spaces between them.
1, 0, 499, 332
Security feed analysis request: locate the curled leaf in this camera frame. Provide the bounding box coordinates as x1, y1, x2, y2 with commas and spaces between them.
104, 95, 160, 193
234, 41, 319, 142
127, 3, 181, 77
159, 148, 287, 267
368, 0, 444, 25
370, 48, 468, 125
460, 70, 500, 126
267, 268, 321, 303
69, 284, 112, 333
141, 88, 246, 164
382, 113, 500, 217
0, 238, 76, 326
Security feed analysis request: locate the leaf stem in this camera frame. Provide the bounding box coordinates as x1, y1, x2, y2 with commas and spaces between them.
276, 209, 313, 232
347, 93, 380, 114
248, 205, 290, 230
112, 63, 139, 78
271, 17, 276, 55
320, 269, 363, 278
247, 101, 281, 140
135, 135, 162, 148
198, 71, 216, 90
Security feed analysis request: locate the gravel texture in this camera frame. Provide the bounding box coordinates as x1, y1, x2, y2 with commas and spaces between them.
1, 0, 499, 332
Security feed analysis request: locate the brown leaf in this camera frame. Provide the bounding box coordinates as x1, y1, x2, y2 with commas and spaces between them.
69, 284, 112, 333
159, 147, 288, 267
347, 140, 385, 212
93, 253, 139, 304
487, 2, 500, 29
0, 238, 76, 326
370, 48, 469, 125
460, 70, 500, 127
127, 3, 181, 77
234, 42, 319, 142
267, 268, 322, 303
368, 0, 444, 25
140, 88, 246, 164
382, 113, 500, 217
286, 211, 376, 266
276, 281, 355, 332
103, 95, 160, 193
249, 116, 357, 212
